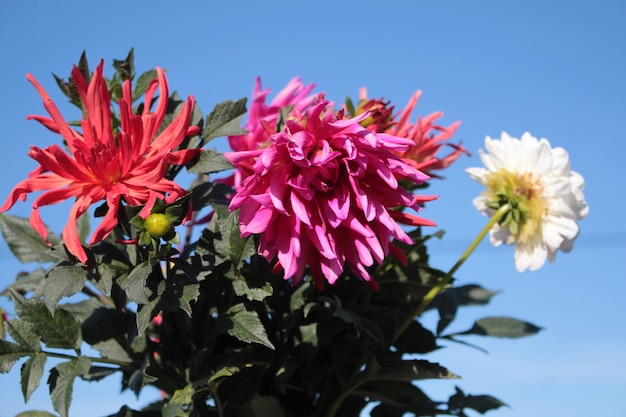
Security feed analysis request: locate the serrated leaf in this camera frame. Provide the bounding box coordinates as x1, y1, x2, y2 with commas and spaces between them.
122, 261, 153, 304
92, 339, 132, 363
61, 298, 108, 324
48, 357, 92, 417
136, 295, 162, 337
6, 319, 41, 351
162, 384, 194, 417
225, 210, 256, 270
232, 278, 272, 302
223, 304, 274, 349
0, 339, 34, 373
21, 352, 47, 402
187, 149, 233, 174
10, 290, 82, 349
43, 265, 88, 314
0, 214, 58, 263
452, 316, 543, 339
202, 98, 247, 142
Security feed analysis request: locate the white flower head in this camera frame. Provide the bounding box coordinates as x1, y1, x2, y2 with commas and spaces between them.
466, 132, 589, 272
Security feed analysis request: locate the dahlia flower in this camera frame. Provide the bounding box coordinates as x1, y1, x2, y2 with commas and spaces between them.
356, 88, 468, 178
226, 96, 436, 289
466, 132, 588, 272
225, 77, 316, 189
0, 61, 201, 264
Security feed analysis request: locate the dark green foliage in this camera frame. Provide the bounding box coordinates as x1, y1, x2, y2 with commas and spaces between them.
0, 50, 531, 417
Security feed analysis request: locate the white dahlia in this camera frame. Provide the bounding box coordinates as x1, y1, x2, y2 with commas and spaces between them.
466, 132, 589, 272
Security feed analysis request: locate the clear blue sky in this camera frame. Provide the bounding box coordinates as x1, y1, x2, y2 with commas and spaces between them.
0, 1, 624, 416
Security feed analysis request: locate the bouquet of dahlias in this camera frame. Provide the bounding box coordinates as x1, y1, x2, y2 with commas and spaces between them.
0, 50, 587, 417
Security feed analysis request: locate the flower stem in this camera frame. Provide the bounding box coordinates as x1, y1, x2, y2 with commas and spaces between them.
43, 350, 136, 368
393, 204, 510, 342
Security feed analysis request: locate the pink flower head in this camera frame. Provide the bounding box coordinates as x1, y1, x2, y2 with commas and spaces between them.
226, 96, 436, 290
225, 77, 316, 189
359, 88, 468, 178
0, 60, 201, 264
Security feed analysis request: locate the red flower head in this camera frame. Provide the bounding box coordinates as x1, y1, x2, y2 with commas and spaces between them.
0, 61, 201, 264
387, 90, 468, 178
357, 88, 468, 179
225, 77, 316, 189
226, 96, 436, 290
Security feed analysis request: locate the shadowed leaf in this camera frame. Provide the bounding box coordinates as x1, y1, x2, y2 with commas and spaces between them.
20, 352, 47, 402
48, 357, 92, 417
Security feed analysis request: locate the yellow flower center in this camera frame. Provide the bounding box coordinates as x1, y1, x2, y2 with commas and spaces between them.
484, 169, 547, 243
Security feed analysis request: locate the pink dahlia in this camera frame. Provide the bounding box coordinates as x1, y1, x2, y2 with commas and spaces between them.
357, 88, 468, 178
226, 96, 436, 289
0, 61, 201, 264
225, 77, 316, 189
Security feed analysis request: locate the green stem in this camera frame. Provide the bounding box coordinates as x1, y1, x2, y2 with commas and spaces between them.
43, 350, 136, 368
393, 204, 511, 342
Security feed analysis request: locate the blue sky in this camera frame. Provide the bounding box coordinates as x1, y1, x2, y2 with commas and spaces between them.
0, 1, 624, 416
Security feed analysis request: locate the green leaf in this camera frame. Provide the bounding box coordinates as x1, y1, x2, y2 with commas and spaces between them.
15, 412, 59, 417
122, 261, 153, 304
452, 316, 543, 339
247, 396, 285, 417
136, 294, 162, 337
80, 365, 118, 382
359, 358, 459, 384
162, 384, 194, 417
0, 214, 58, 263
454, 284, 500, 307
189, 182, 232, 211
448, 386, 509, 415
6, 319, 42, 351
232, 278, 273, 302
0, 339, 34, 373
187, 149, 233, 174
20, 352, 47, 402
201, 98, 247, 142
48, 357, 92, 417
61, 298, 109, 324
43, 265, 88, 314
192, 366, 241, 389
76, 213, 90, 245
10, 290, 82, 350
224, 210, 256, 271
92, 339, 132, 363
223, 303, 274, 349
8, 268, 47, 293
132, 69, 158, 102
393, 321, 438, 354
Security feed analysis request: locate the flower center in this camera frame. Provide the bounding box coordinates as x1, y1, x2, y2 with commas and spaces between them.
484, 169, 547, 242
77, 143, 123, 185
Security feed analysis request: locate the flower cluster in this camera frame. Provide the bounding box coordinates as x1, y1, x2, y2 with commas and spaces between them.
0, 61, 200, 263
0, 54, 591, 417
